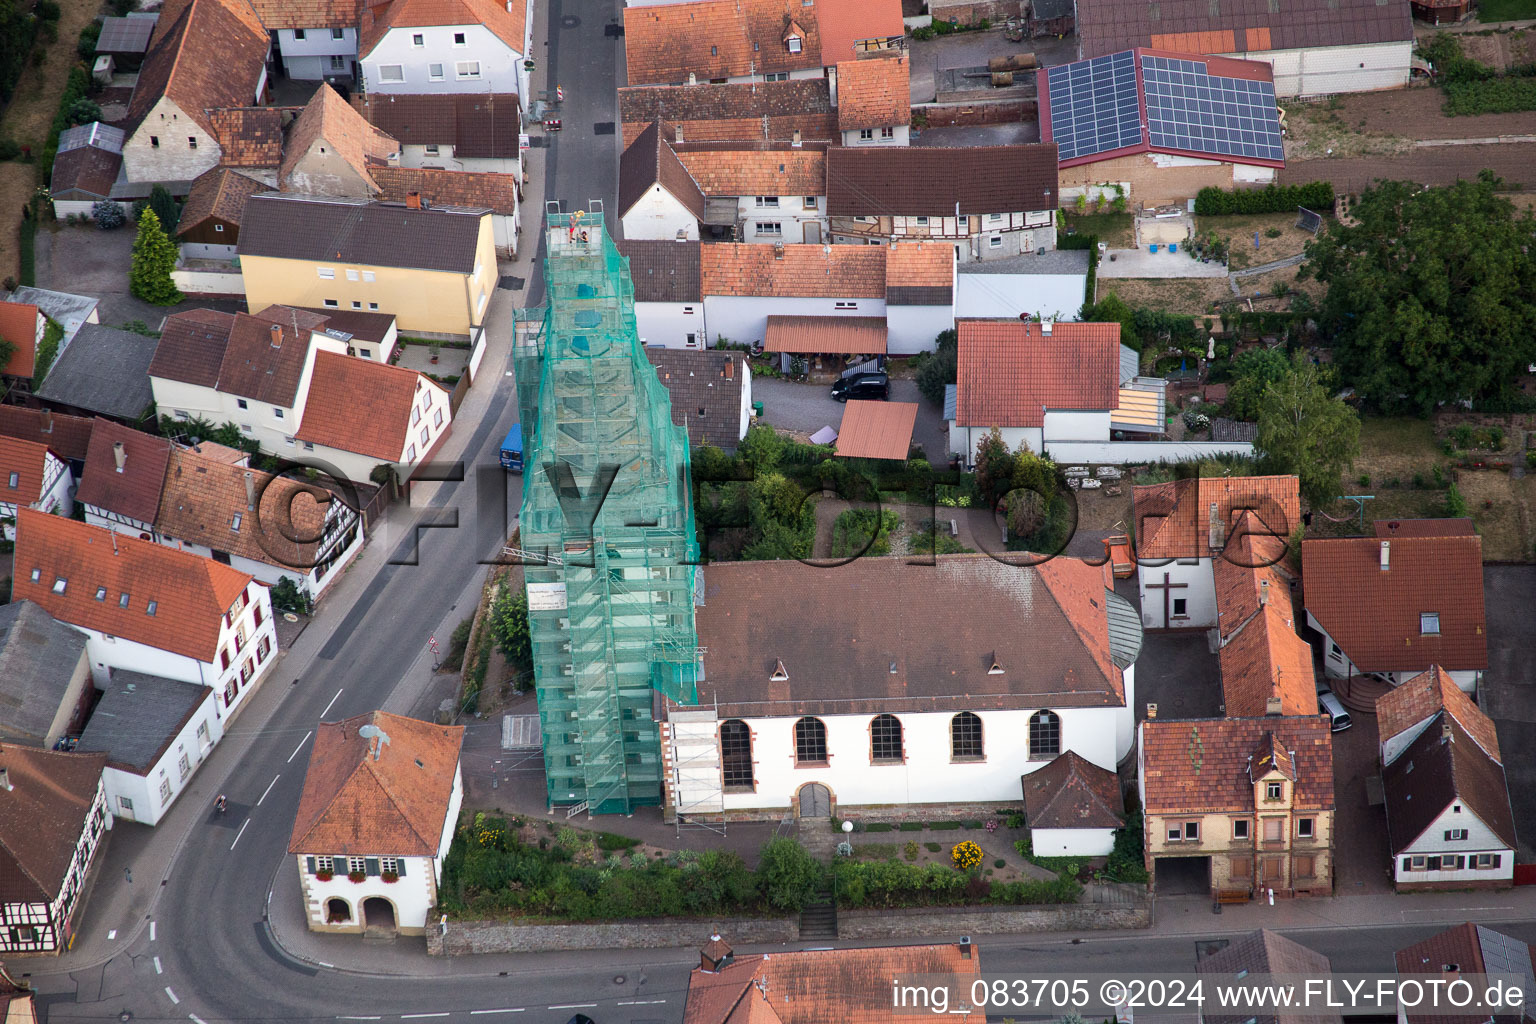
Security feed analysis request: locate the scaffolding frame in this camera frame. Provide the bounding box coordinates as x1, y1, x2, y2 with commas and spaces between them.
515, 202, 701, 817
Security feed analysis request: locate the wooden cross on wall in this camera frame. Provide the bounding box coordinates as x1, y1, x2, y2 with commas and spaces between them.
1146, 572, 1188, 625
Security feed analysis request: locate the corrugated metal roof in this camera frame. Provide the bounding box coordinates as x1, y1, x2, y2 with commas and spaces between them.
763, 315, 887, 354
57, 122, 125, 155
835, 400, 918, 461
1106, 589, 1143, 669
1119, 344, 1140, 385
97, 15, 157, 52
943, 383, 957, 422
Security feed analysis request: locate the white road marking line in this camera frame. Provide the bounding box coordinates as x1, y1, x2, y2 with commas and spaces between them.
149, 921, 156, 941
320, 689, 344, 717
288, 730, 313, 763
470, 1010, 524, 1016
165, 987, 180, 1004
154, 956, 162, 974
338, 1017, 381, 1020
230, 818, 251, 850
258, 774, 281, 806
616, 1001, 666, 1006
548, 1006, 596, 1011
401, 1014, 450, 1019
107, 930, 116, 940
318, 962, 335, 968
190, 1015, 209, 1024
1401, 906, 1512, 916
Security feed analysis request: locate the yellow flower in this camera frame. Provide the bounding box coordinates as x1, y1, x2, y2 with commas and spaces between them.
951, 840, 983, 870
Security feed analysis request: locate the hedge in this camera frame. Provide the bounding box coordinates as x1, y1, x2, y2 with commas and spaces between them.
832, 858, 1082, 909
1193, 182, 1334, 216
1059, 232, 1100, 310
0, 0, 42, 105
42, 65, 92, 189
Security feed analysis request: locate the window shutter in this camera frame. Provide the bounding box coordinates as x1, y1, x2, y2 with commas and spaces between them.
1444, 830, 1452, 841
336, 854, 348, 871
1402, 857, 1412, 873
1493, 854, 1502, 868
306, 857, 316, 874
395, 859, 406, 878
365, 857, 381, 876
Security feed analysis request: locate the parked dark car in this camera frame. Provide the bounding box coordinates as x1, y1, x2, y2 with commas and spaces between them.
830, 371, 889, 402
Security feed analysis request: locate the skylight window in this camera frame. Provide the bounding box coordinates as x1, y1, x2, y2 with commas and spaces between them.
1421, 612, 1440, 635
147, 600, 158, 616
53, 577, 67, 594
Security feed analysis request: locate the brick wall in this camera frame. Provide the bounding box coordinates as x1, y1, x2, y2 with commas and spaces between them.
927, 0, 1026, 24
837, 902, 1151, 939
1060, 153, 1235, 208
916, 101, 1035, 127
427, 915, 799, 955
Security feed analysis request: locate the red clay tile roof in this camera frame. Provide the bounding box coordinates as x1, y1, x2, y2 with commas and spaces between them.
0, 407, 94, 461
124, 0, 270, 137
683, 944, 983, 1024
372, 166, 519, 215
0, 744, 107, 904
619, 81, 838, 146
818, 0, 904, 63
1301, 534, 1487, 674
218, 306, 331, 407
1214, 533, 1296, 637
1214, 534, 1316, 717
623, 0, 824, 86
1395, 924, 1534, 1024
355, 93, 522, 158
673, 145, 824, 198
1022, 749, 1125, 829
619, 121, 707, 222
885, 240, 953, 286
826, 145, 1059, 216
834, 55, 909, 131
1135, 475, 1301, 561
247, 0, 360, 29
701, 243, 886, 298
155, 447, 335, 570
75, 419, 173, 525
177, 167, 267, 237
835, 399, 916, 460
1077, 0, 1412, 59
954, 319, 1120, 428
0, 303, 41, 379
13, 509, 254, 662
208, 108, 290, 168
1200, 930, 1341, 1024
296, 351, 447, 460
1376, 665, 1500, 764
692, 555, 1124, 717
764, 315, 886, 354
0, 437, 55, 508
1383, 712, 1515, 855
288, 710, 463, 857
50, 145, 123, 200
360, 0, 527, 60
150, 309, 236, 388
1140, 716, 1334, 814
281, 84, 399, 192
1374, 517, 1476, 538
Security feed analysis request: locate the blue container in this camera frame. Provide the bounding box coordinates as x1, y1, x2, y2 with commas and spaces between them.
1169, 243, 1178, 253
1148, 243, 1159, 253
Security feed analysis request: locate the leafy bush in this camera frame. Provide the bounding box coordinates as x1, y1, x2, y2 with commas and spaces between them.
77, 20, 101, 60
93, 201, 125, 229
269, 577, 310, 615
1194, 181, 1334, 216
0, 138, 18, 161
915, 328, 957, 405
64, 97, 101, 128
830, 508, 898, 557
961, 820, 983, 829
596, 832, 640, 852
488, 583, 531, 673
1103, 795, 1150, 883
757, 837, 824, 912
863, 823, 893, 833
928, 821, 962, 831
952, 840, 984, 870
924, 842, 941, 852
898, 822, 924, 832
1181, 409, 1210, 432
1446, 483, 1468, 517
440, 617, 473, 672
903, 841, 919, 861
32, 318, 61, 385
36, 1, 61, 21
149, 184, 180, 233
1004, 812, 1025, 829
129, 210, 183, 305
0, 1, 41, 103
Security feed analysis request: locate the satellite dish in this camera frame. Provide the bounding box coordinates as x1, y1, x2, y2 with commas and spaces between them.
358, 724, 391, 760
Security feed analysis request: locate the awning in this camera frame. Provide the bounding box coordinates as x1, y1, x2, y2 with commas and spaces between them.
1112, 377, 1166, 433
835, 400, 918, 461
764, 315, 887, 355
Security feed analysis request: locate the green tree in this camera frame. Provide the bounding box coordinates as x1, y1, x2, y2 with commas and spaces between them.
756, 837, 824, 912
1225, 346, 1291, 420
63, 97, 101, 127
1082, 291, 1138, 348
1303, 171, 1536, 413
149, 184, 180, 233
129, 210, 183, 305
488, 585, 531, 671
0, 337, 15, 376
915, 328, 957, 405
1256, 354, 1361, 506
973, 428, 1014, 506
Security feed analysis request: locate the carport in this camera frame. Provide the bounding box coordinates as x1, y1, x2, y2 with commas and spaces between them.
835, 400, 919, 461
764, 315, 886, 376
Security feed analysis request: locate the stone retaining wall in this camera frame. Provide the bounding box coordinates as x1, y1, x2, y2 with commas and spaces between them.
427, 916, 799, 956
837, 901, 1151, 939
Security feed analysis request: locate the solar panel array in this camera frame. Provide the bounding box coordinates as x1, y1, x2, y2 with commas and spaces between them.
1045, 51, 1143, 161
1141, 54, 1284, 162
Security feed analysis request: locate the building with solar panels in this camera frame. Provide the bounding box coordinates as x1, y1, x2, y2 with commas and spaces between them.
1039, 49, 1286, 209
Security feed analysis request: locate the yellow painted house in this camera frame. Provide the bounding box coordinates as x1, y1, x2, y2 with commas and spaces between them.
237, 193, 497, 339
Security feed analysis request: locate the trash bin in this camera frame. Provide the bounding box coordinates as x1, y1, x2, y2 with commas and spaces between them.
752, 401, 764, 418
1148, 243, 1159, 253
1169, 243, 1178, 253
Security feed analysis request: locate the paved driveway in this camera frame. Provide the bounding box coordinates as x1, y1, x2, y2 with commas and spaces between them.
1481, 565, 1536, 858
751, 375, 949, 463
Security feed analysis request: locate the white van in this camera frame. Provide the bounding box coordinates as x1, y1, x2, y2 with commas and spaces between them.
1316, 688, 1352, 732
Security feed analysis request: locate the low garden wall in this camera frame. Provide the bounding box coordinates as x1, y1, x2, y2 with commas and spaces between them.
427, 915, 798, 955
172, 268, 245, 296
837, 901, 1150, 938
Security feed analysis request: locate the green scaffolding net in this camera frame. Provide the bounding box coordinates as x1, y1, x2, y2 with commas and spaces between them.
513, 203, 700, 816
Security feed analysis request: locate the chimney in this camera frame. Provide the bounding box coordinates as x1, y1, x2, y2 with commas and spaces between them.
1442, 717, 1453, 743
505, 0, 512, 9
700, 934, 734, 972
406, 190, 422, 211
773, 242, 785, 260
1259, 579, 1270, 606
1041, 318, 1053, 335
1380, 540, 1391, 571
674, 124, 684, 143
1265, 693, 1283, 715
0, 767, 10, 792
791, 128, 802, 148
113, 440, 126, 473
959, 936, 974, 960
687, 71, 697, 85
244, 470, 256, 511
1147, 702, 1158, 719
723, 358, 734, 379
1208, 502, 1225, 551
40, 409, 52, 433
270, 323, 283, 348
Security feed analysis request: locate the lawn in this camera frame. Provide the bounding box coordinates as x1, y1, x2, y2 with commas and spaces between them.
1354, 417, 1445, 481
1062, 211, 1135, 248
1193, 211, 1318, 271
1096, 276, 1234, 314
1479, 0, 1536, 22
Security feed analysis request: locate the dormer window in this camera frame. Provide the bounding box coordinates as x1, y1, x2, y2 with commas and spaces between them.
770, 659, 789, 681
786, 34, 802, 52
1266, 781, 1282, 800
1421, 612, 1440, 635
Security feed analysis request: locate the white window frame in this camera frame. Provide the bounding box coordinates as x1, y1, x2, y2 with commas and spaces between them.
455, 60, 481, 79
858, 128, 873, 141
453, 30, 466, 45
329, 54, 346, 71
754, 196, 780, 208
378, 64, 405, 82
755, 221, 782, 236
317, 267, 335, 279
411, 32, 424, 46
346, 269, 359, 281
1421, 612, 1441, 635
362, 271, 376, 282
428, 64, 444, 82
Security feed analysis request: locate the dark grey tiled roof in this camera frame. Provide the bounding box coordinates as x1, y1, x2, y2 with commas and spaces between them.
646, 348, 746, 449
826, 145, 1059, 216
35, 324, 157, 419
238, 194, 488, 275
0, 601, 88, 746
75, 671, 212, 775
619, 238, 703, 302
